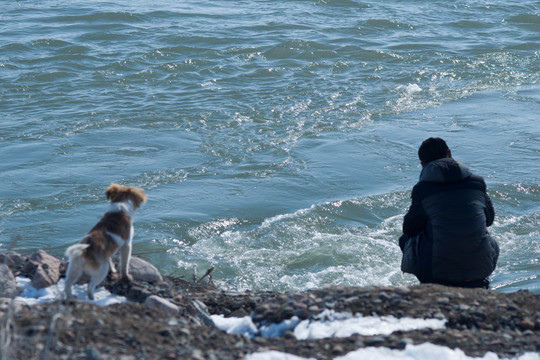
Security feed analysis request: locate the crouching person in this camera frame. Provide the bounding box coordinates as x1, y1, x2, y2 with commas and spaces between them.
400, 137, 499, 289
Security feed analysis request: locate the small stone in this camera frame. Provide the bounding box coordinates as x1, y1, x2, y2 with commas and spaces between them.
397, 338, 414, 349
229, 308, 249, 318
84, 346, 100, 360
395, 286, 411, 296
178, 327, 191, 337
145, 295, 179, 316
325, 302, 336, 309
294, 308, 308, 319
283, 331, 296, 340
281, 306, 295, 318
159, 329, 174, 338
254, 304, 271, 314
344, 296, 359, 305
518, 319, 535, 331
433, 312, 446, 320
191, 349, 205, 360
366, 336, 385, 346
507, 304, 520, 312
332, 344, 344, 355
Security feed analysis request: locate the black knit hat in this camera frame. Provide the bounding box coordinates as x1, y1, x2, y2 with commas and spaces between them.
418, 137, 449, 164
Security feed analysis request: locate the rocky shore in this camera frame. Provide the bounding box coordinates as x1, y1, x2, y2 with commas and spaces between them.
0, 250, 538, 359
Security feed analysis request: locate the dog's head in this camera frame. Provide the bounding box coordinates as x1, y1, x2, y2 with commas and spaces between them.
105, 183, 147, 210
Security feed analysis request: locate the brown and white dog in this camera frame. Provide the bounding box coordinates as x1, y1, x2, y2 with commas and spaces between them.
64, 183, 147, 300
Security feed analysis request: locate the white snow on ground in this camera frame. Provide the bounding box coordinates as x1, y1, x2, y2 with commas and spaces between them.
246, 344, 540, 360
14, 276, 126, 306
294, 309, 446, 339
211, 309, 446, 339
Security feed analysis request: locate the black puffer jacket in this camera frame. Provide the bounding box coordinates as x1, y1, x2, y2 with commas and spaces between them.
402, 158, 499, 282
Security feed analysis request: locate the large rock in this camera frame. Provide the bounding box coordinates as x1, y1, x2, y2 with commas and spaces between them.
21, 250, 62, 289
0, 251, 28, 275
112, 255, 163, 283
0, 264, 19, 298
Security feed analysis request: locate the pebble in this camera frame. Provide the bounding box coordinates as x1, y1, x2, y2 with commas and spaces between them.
518, 319, 535, 331
507, 304, 520, 312
437, 297, 450, 304
84, 346, 101, 360
433, 312, 446, 320
395, 286, 411, 296
397, 337, 414, 349
254, 304, 271, 314
325, 302, 336, 309
191, 349, 205, 360
294, 308, 308, 319
332, 344, 344, 355
344, 296, 359, 305
283, 331, 296, 340
365, 336, 385, 346
145, 295, 180, 316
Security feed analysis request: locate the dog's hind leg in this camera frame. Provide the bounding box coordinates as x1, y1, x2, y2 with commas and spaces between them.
109, 258, 117, 274
64, 257, 84, 299
87, 262, 109, 300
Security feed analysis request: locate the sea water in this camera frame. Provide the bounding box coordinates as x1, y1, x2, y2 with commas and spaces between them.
1, 0, 538, 293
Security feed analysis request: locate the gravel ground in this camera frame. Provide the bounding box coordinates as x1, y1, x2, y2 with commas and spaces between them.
1, 276, 538, 360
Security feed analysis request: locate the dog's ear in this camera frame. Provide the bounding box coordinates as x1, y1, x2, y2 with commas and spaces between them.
129, 187, 147, 209
105, 183, 122, 201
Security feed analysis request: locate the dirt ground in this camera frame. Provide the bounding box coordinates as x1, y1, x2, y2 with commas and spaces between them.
1, 276, 539, 360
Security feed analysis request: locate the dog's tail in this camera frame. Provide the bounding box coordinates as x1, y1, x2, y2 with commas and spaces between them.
64, 243, 90, 260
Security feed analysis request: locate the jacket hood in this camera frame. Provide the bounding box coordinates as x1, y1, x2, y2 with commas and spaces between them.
419, 158, 472, 183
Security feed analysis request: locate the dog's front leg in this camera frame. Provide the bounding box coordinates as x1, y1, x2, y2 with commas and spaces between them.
119, 244, 133, 281
119, 228, 134, 281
